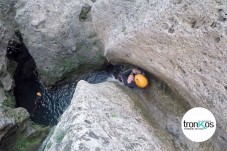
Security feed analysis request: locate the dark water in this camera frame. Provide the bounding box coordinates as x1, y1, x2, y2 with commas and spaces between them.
29, 71, 114, 126
6, 33, 125, 126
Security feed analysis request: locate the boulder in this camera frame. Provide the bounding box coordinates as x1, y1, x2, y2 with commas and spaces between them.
15, 0, 106, 85
44, 79, 220, 150
43, 80, 176, 151
0, 106, 29, 130
92, 0, 227, 150
0, 106, 29, 149
0, 106, 49, 151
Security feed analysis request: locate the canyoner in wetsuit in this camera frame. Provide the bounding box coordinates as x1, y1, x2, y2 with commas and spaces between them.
120, 68, 148, 89
32, 92, 42, 115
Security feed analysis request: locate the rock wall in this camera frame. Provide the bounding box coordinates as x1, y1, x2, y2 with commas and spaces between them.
0, 0, 16, 107
92, 0, 227, 149
0, 1, 49, 151
0, 106, 49, 151
15, 0, 106, 85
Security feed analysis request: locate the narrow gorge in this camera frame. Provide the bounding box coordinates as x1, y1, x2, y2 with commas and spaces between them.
0, 0, 226, 151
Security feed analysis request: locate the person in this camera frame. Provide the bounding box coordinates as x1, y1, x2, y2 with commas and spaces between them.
120, 68, 148, 89
32, 92, 42, 114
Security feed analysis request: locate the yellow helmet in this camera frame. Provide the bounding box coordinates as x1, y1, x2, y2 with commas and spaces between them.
36, 92, 42, 97
134, 74, 148, 88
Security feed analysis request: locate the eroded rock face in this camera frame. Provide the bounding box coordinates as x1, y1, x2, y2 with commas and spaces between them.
0, 2, 49, 151
92, 0, 227, 149
0, 106, 49, 151
0, 106, 29, 142
15, 0, 106, 85
0, 106, 28, 149
0, 0, 17, 103
43, 81, 175, 151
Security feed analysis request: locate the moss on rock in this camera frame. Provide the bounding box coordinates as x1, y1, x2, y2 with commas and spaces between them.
2, 91, 15, 108
79, 4, 91, 21
0, 106, 49, 151
14, 121, 49, 151
55, 130, 66, 144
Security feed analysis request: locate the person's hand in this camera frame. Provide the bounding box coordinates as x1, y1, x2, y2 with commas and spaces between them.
127, 75, 134, 83
132, 69, 141, 74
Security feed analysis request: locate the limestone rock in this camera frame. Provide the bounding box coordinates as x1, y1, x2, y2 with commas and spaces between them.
43, 81, 175, 151
40, 77, 222, 150
0, 106, 49, 151
0, 106, 29, 147
92, 0, 227, 149
0, 0, 18, 25
0, 16, 15, 106
0, 3, 48, 150
15, 0, 106, 85
0, 89, 7, 104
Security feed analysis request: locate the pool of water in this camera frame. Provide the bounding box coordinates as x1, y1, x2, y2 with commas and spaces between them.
7, 34, 125, 126
28, 71, 114, 126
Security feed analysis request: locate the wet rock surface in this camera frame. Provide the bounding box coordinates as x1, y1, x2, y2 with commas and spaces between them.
15, 0, 106, 85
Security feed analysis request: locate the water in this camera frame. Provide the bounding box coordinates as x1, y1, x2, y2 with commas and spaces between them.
30, 71, 113, 126
6, 34, 125, 126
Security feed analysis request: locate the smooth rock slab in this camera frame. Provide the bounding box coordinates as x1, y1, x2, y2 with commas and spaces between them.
44, 81, 174, 151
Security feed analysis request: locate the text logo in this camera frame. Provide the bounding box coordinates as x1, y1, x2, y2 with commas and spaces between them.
181, 107, 216, 142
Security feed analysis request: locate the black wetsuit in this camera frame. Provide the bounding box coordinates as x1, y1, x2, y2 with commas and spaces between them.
121, 69, 137, 88
33, 96, 41, 113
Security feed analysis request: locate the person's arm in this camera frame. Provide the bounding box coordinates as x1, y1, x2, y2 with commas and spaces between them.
121, 69, 137, 88
121, 69, 132, 84
132, 68, 141, 74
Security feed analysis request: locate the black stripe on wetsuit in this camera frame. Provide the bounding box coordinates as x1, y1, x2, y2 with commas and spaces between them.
121, 69, 137, 88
